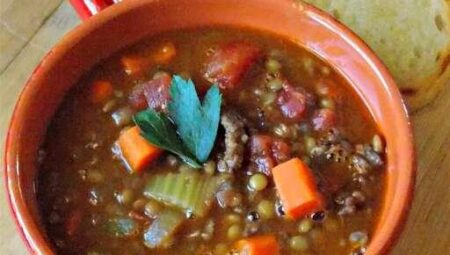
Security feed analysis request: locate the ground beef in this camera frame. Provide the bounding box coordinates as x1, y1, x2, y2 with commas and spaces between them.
217, 111, 248, 172
335, 190, 367, 216
311, 129, 353, 163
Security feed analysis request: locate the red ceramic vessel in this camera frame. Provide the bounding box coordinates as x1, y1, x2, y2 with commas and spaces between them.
4, 0, 415, 254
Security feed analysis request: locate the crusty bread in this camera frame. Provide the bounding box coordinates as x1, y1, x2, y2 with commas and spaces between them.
304, 0, 450, 111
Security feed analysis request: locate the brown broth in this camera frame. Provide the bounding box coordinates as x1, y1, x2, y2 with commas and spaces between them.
37, 27, 385, 255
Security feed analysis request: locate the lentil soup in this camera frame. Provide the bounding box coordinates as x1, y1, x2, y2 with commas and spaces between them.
37, 27, 386, 255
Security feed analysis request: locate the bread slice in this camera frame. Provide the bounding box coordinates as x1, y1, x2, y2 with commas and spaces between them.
303, 0, 450, 111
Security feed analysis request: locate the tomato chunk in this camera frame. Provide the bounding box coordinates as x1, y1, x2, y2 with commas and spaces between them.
312, 108, 337, 131
251, 135, 275, 175
250, 135, 291, 175
203, 42, 261, 90
129, 72, 172, 111
277, 82, 314, 122
272, 140, 291, 164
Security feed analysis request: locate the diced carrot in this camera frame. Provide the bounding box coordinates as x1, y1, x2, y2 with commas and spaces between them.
121, 43, 176, 76
121, 55, 152, 76
90, 80, 113, 103
152, 42, 176, 64
272, 158, 324, 219
117, 126, 163, 173
234, 235, 279, 255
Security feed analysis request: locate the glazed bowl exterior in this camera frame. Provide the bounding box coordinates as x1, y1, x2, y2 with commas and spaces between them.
4, 0, 415, 254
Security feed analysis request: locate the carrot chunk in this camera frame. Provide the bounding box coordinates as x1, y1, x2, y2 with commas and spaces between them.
121, 42, 176, 76
117, 126, 163, 173
272, 158, 324, 219
234, 235, 279, 255
90, 80, 113, 103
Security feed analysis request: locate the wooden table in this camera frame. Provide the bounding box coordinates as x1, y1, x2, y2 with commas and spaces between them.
1, 0, 449, 254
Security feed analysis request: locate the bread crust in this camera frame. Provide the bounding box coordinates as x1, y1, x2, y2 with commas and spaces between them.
304, 0, 450, 111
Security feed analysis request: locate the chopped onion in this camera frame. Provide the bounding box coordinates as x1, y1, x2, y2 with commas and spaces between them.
111, 106, 134, 126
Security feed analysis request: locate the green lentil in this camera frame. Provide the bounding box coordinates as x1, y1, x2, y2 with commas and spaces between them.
267, 78, 283, 91
227, 224, 242, 240
372, 134, 384, 153
224, 213, 242, 225
262, 92, 276, 106
321, 66, 331, 76
298, 218, 314, 233
203, 160, 216, 175
304, 136, 317, 154
248, 173, 269, 191
257, 200, 275, 219
265, 58, 282, 73
303, 58, 315, 75
289, 235, 310, 251
320, 98, 335, 109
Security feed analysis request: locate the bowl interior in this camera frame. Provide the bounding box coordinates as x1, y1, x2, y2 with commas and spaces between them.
5, 0, 414, 254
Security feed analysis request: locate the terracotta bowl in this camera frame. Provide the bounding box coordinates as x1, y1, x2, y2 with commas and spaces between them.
4, 0, 415, 254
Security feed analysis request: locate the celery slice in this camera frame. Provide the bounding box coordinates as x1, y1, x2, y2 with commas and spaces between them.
144, 172, 220, 217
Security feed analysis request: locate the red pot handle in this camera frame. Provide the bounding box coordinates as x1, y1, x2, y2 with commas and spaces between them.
70, 0, 118, 20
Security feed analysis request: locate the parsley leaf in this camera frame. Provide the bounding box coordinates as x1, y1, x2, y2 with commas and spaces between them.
133, 109, 201, 168
169, 75, 222, 163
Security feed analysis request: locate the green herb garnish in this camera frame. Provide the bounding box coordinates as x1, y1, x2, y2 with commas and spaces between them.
133, 75, 222, 168
134, 109, 201, 168
169, 75, 222, 163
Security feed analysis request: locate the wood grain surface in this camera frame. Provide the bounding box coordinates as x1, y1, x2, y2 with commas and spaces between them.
0, 0, 449, 254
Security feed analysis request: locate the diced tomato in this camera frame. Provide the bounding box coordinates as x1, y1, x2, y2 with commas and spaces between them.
129, 72, 172, 111
272, 139, 291, 164
250, 135, 276, 175
203, 42, 261, 90
277, 82, 314, 122
251, 134, 273, 154
311, 109, 337, 131
129, 84, 147, 110
250, 135, 291, 175
143, 72, 172, 112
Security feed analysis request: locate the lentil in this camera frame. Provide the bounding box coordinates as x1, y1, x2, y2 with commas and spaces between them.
257, 200, 275, 219
227, 224, 242, 240
298, 218, 314, 233
289, 235, 310, 251
372, 134, 384, 153
248, 173, 269, 191
265, 58, 282, 73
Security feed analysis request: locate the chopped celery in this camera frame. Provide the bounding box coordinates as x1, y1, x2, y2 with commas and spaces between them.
144, 172, 220, 217
143, 208, 184, 248
105, 217, 139, 238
